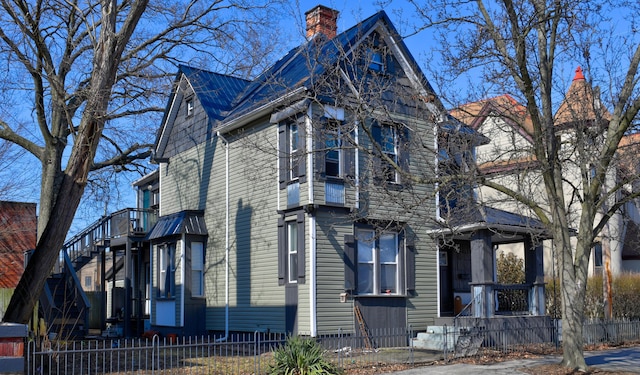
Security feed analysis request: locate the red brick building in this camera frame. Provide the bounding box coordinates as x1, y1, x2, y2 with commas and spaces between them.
0, 201, 37, 288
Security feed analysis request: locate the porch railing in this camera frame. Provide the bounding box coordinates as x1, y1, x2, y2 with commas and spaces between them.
494, 283, 530, 314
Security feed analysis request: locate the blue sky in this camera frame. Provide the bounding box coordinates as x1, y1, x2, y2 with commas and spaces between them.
1, 1, 434, 237
7, 1, 635, 237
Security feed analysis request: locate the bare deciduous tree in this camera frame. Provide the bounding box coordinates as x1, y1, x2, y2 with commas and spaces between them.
408, 0, 640, 369
0, 0, 284, 324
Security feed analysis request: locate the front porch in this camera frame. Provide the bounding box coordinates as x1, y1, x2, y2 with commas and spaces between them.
420, 206, 551, 351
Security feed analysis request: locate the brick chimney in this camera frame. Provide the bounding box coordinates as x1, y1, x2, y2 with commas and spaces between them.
305, 5, 339, 40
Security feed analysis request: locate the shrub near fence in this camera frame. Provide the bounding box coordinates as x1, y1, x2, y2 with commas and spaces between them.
27, 328, 416, 375
546, 273, 640, 319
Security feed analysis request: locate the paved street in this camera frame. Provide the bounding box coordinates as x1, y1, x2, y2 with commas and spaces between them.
393, 347, 640, 374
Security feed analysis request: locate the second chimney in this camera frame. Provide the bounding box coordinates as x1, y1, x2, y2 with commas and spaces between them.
305, 5, 339, 40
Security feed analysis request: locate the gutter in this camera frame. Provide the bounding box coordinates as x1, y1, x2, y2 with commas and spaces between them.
216, 131, 230, 342
217, 87, 308, 135
306, 105, 317, 337
426, 223, 549, 237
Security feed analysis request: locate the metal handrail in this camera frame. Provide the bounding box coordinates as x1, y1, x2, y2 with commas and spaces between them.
57, 208, 158, 273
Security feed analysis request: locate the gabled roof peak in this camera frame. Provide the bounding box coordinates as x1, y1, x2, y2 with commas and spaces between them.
573, 66, 585, 81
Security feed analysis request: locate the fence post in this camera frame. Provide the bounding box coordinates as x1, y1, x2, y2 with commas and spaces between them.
443, 324, 448, 361
502, 321, 508, 353
254, 331, 260, 375
409, 324, 414, 366
152, 332, 160, 375
337, 328, 342, 368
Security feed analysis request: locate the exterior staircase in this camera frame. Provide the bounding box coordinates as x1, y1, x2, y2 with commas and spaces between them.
38, 208, 156, 339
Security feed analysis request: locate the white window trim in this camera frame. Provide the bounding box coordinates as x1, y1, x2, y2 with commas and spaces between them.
289, 122, 299, 181
287, 221, 298, 284
186, 98, 194, 117
325, 124, 343, 178
191, 241, 205, 297
356, 229, 400, 295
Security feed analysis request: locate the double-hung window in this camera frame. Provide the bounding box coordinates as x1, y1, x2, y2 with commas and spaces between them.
373, 123, 399, 183
287, 221, 298, 283
278, 213, 305, 286
325, 120, 342, 177
289, 122, 300, 180
158, 243, 176, 298
279, 118, 306, 190
191, 241, 204, 297
356, 229, 399, 295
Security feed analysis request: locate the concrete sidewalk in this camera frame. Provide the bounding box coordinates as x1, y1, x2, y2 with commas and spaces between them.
393, 347, 640, 374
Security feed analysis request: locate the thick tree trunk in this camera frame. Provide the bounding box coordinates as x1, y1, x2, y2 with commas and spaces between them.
560, 265, 587, 370
2, 173, 86, 324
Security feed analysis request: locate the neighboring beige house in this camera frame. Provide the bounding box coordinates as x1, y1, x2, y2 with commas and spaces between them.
451, 67, 640, 278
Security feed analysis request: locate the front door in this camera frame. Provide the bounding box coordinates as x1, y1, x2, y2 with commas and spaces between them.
439, 249, 454, 315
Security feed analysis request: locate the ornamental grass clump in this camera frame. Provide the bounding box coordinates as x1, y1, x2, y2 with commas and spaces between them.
268, 336, 342, 375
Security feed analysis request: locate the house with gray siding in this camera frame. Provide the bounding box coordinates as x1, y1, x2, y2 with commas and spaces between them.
149, 5, 458, 338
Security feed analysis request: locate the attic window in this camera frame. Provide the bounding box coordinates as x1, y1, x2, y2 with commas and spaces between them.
369, 49, 384, 72
186, 98, 194, 117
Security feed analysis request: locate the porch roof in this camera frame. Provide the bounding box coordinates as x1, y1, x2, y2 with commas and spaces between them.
147, 210, 207, 240
429, 205, 553, 243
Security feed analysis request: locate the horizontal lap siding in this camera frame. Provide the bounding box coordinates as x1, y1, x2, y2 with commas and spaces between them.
409, 233, 437, 327
315, 211, 355, 334
207, 122, 285, 333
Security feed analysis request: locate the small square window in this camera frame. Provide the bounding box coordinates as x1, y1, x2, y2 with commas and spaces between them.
186, 98, 194, 117
84, 276, 92, 288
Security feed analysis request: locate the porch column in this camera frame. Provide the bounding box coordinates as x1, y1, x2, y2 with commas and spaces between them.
525, 236, 545, 316
470, 230, 494, 318
124, 238, 132, 337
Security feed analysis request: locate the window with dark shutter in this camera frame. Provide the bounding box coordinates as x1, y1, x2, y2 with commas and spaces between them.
344, 227, 412, 296
279, 118, 306, 189
296, 213, 306, 284
344, 235, 356, 293
406, 238, 416, 292
277, 218, 286, 285
372, 122, 398, 183
278, 213, 306, 286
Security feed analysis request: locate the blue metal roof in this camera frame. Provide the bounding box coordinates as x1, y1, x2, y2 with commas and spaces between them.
179, 65, 249, 122
171, 10, 442, 126
147, 210, 207, 240
444, 204, 548, 233
225, 10, 440, 120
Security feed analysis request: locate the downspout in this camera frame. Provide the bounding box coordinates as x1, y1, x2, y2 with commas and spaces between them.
180, 234, 186, 327
217, 131, 230, 341
354, 122, 360, 209
434, 122, 442, 221
306, 107, 317, 337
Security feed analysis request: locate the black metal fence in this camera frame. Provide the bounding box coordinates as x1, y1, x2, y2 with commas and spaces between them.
26, 319, 640, 374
